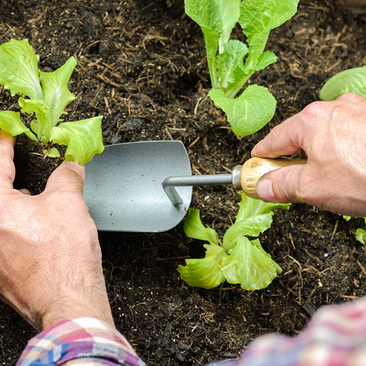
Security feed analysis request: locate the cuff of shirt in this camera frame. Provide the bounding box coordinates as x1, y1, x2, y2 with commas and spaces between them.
16, 317, 145, 366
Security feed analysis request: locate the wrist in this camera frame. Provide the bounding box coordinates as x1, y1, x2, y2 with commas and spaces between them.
36, 290, 114, 331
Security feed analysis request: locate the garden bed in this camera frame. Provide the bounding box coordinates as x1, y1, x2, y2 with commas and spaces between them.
1, 0, 366, 365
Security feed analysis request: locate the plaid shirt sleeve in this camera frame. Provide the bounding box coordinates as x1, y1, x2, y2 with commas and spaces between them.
16, 297, 366, 366
207, 296, 366, 366
16, 317, 146, 366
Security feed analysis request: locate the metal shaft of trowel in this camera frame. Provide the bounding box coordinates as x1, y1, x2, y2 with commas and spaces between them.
162, 165, 242, 207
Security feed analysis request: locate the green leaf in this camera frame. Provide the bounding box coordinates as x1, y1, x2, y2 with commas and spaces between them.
23, 57, 77, 143
40, 57, 77, 127
256, 51, 277, 71
356, 228, 366, 245
216, 0, 241, 52
236, 193, 290, 221
209, 85, 276, 136
185, 0, 223, 36
216, 39, 248, 89
0, 39, 43, 99
0, 110, 30, 135
240, 0, 299, 42
319, 67, 366, 101
0, 110, 36, 140
180, 196, 287, 290
240, 0, 299, 70
185, 0, 222, 88
0, 39, 104, 164
251, 239, 283, 274
19, 97, 49, 140
221, 237, 280, 290
223, 193, 290, 249
184, 0, 241, 88
43, 147, 61, 158
50, 116, 104, 165
223, 213, 273, 250
177, 243, 227, 289
184, 208, 219, 245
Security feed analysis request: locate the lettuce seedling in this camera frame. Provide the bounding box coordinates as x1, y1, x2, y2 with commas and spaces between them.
0, 39, 104, 165
320, 66, 366, 101
184, 0, 299, 136
178, 193, 290, 290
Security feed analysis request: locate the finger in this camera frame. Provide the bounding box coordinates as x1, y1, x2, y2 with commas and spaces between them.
18, 188, 31, 195
256, 164, 306, 203
0, 131, 16, 189
337, 92, 366, 104
44, 160, 86, 195
251, 114, 306, 158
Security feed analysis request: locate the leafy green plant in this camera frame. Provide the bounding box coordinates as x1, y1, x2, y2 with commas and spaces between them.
178, 0, 299, 290
0, 39, 104, 165
320, 66, 366, 101
178, 193, 290, 290
184, 0, 299, 136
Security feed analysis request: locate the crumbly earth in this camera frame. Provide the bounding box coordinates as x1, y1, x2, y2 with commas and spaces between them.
1, 0, 366, 365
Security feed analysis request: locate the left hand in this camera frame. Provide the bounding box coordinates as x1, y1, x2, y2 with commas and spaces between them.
0, 131, 114, 331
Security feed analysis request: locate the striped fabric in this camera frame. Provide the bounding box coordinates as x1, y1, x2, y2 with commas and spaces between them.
16, 297, 366, 365
208, 297, 366, 365
16, 317, 146, 366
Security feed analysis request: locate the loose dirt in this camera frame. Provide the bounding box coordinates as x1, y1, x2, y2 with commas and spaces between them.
1, 1, 366, 365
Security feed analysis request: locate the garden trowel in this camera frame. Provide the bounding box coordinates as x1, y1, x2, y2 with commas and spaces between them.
84, 140, 305, 232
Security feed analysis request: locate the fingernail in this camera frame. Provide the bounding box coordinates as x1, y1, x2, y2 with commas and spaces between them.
256, 179, 275, 201
64, 160, 86, 180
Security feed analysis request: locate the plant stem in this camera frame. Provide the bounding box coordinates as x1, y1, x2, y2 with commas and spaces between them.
224, 71, 254, 98
203, 34, 219, 89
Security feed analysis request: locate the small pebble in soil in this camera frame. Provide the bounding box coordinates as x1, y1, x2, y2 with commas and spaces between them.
110, 135, 120, 144
103, 126, 112, 137
125, 117, 145, 130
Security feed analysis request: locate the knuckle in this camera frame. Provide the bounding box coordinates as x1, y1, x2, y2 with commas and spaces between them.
301, 101, 325, 119
47, 190, 83, 208
294, 170, 316, 203
275, 167, 308, 203
297, 102, 328, 131
337, 92, 365, 103
294, 178, 309, 202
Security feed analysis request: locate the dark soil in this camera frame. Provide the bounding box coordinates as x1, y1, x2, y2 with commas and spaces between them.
1, 0, 366, 365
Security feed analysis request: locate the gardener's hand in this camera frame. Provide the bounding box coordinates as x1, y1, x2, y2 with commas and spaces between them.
0, 131, 113, 331
252, 93, 366, 217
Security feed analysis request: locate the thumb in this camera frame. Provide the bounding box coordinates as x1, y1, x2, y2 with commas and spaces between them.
44, 160, 86, 195
255, 165, 304, 203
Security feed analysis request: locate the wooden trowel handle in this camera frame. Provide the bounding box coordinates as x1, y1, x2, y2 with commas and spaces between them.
240, 157, 307, 199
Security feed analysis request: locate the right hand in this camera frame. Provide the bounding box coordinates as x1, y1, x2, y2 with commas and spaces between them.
252, 93, 366, 217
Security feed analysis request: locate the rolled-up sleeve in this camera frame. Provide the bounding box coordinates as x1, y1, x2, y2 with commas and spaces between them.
207, 297, 366, 366
16, 317, 146, 366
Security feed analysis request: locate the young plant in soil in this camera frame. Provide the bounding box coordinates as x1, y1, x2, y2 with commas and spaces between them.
184, 0, 299, 136
0, 39, 104, 165
179, 195, 290, 290
179, 0, 300, 290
